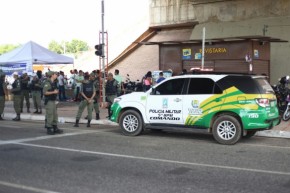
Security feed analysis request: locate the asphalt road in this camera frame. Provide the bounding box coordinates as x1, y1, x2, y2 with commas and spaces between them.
0, 120, 290, 193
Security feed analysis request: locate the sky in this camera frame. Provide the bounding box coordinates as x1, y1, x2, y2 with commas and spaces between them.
0, 0, 149, 59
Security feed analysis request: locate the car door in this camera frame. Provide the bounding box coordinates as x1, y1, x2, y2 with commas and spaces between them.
183, 77, 224, 127
146, 78, 186, 124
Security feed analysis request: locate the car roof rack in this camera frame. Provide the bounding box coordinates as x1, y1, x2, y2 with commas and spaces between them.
190, 70, 257, 76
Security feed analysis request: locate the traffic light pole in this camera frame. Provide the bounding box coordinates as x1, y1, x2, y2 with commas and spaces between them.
101, 0, 106, 103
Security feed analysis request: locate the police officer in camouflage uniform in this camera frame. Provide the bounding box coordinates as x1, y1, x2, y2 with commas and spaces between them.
105, 72, 118, 119
20, 72, 31, 113
0, 70, 8, 120
11, 72, 22, 121
84, 71, 101, 120
43, 71, 63, 135
93, 72, 101, 120
30, 75, 42, 114
74, 73, 96, 127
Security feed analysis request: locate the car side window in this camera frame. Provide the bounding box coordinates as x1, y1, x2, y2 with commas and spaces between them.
187, 78, 222, 94
155, 78, 185, 95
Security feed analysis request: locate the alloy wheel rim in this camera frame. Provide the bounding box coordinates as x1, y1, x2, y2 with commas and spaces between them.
217, 121, 236, 140
123, 114, 138, 132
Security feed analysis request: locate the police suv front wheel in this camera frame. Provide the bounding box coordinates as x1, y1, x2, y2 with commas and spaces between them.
212, 115, 242, 145
119, 110, 143, 136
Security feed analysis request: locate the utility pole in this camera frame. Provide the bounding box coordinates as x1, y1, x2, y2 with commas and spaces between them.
101, 0, 106, 103
201, 27, 205, 70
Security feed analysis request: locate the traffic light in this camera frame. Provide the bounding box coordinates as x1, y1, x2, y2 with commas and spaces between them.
95, 44, 103, 56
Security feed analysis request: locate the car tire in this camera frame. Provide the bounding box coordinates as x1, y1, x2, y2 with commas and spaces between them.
243, 130, 257, 139
119, 110, 144, 136
212, 115, 242, 145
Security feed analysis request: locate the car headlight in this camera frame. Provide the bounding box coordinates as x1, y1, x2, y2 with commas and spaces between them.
114, 97, 122, 103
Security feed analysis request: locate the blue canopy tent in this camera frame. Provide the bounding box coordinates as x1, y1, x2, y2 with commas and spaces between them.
0, 41, 74, 75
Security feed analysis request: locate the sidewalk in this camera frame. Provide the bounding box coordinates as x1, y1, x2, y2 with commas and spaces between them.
2, 100, 290, 139
2, 100, 117, 126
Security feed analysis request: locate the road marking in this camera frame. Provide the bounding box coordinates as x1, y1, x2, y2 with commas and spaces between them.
16, 142, 290, 176
0, 180, 61, 193
0, 125, 22, 128
0, 130, 108, 145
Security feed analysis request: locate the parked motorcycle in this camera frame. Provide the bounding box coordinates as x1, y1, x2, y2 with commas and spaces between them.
282, 94, 290, 121
123, 74, 142, 94
272, 75, 289, 114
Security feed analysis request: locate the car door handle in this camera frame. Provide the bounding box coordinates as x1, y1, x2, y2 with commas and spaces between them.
174, 98, 182, 102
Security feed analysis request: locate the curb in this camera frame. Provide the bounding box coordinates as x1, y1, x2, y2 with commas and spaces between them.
2, 113, 118, 126
256, 130, 290, 139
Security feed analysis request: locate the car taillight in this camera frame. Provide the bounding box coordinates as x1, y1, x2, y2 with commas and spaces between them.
256, 98, 270, 107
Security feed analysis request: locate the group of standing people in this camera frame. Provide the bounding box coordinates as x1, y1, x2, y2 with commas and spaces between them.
73, 68, 123, 127
0, 69, 61, 135
0, 67, 168, 135
1, 71, 44, 121
0, 70, 8, 120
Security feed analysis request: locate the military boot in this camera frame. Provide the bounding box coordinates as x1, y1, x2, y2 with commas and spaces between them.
74, 119, 79, 127
12, 114, 20, 121
87, 120, 91, 127
53, 125, 63, 134
96, 113, 100, 120
47, 128, 55, 135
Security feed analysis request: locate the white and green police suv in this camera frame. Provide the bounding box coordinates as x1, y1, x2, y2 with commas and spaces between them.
110, 74, 280, 145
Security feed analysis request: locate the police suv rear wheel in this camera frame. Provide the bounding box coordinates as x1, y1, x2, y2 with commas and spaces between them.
120, 110, 143, 136
212, 115, 242, 145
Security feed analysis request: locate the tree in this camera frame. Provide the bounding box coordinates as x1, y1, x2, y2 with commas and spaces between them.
0, 44, 20, 55
48, 39, 89, 56
48, 40, 63, 54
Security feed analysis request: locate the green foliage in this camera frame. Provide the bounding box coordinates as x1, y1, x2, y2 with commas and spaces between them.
0, 44, 20, 55
48, 39, 89, 56
48, 40, 63, 54
0, 39, 89, 57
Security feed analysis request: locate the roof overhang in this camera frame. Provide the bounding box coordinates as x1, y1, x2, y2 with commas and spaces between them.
149, 21, 199, 30
139, 35, 288, 45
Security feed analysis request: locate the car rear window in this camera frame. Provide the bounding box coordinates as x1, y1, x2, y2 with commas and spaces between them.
217, 76, 261, 94
254, 77, 275, 94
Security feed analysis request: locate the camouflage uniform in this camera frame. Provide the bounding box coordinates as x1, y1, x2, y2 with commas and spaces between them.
20, 73, 30, 113
0, 71, 7, 120
30, 76, 42, 113
84, 73, 101, 120
93, 74, 100, 120
74, 76, 96, 127
11, 73, 22, 121
105, 73, 118, 118
43, 71, 63, 135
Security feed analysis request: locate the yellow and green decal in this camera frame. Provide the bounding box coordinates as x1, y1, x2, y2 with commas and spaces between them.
185, 86, 260, 126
